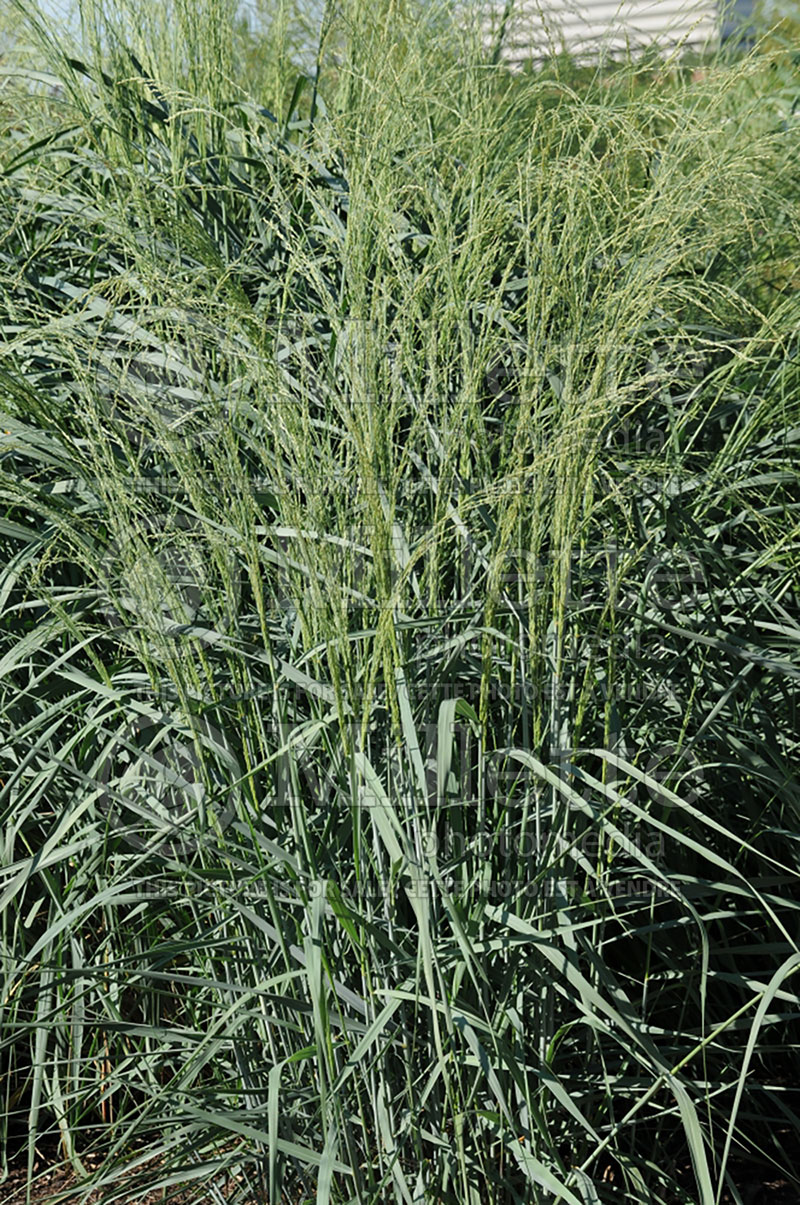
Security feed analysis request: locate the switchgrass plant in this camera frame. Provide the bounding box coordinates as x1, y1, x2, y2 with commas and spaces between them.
1, 3, 800, 1202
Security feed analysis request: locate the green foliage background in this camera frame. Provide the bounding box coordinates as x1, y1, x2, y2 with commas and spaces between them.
1, 2, 800, 1202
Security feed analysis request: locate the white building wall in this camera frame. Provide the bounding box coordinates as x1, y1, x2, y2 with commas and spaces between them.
486, 1, 719, 66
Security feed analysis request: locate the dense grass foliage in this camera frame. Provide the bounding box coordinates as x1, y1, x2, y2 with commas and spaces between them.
2, 3, 800, 1202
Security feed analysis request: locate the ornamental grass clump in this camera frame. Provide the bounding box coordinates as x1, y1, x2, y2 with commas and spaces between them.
1, 2, 800, 1202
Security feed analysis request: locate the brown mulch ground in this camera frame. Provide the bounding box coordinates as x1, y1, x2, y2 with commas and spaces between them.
2, 1150, 799, 1205
0, 1142, 251, 1205
1, 1163, 198, 1205
0, 1156, 223, 1205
